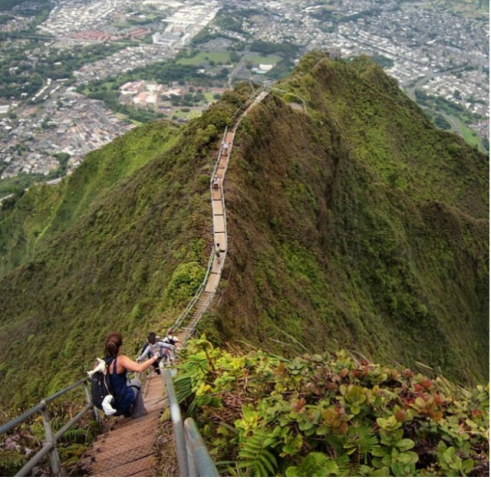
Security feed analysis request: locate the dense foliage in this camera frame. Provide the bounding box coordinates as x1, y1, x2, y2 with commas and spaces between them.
210, 52, 488, 383
0, 84, 256, 410
250, 40, 301, 59
176, 339, 489, 477
0, 53, 487, 417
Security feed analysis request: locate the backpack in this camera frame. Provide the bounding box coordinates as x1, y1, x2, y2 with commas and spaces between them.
91, 358, 114, 410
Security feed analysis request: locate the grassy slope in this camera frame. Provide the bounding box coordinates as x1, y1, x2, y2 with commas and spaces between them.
0, 122, 179, 276
0, 55, 487, 410
0, 92, 249, 408
208, 54, 488, 384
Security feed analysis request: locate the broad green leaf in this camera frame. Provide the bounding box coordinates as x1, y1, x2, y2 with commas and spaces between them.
396, 438, 415, 451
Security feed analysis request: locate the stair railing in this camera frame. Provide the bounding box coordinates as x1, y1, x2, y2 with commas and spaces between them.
171, 247, 215, 333
0, 379, 96, 477
175, 89, 269, 341
163, 89, 271, 474
171, 126, 229, 338
162, 368, 218, 477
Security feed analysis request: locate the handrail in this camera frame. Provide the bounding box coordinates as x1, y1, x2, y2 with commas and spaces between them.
184, 418, 219, 477
170, 126, 228, 335
174, 88, 268, 343
171, 126, 229, 340
0, 379, 96, 476
162, 368, 188, 476
171, 248, 215, 333
164, 88, 269, 475
162, 368, 219, 477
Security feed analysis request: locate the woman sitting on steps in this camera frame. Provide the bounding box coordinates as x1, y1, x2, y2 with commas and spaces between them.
105, 331, 160, 418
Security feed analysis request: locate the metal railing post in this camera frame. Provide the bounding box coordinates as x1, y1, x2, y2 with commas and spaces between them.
40, 400, 61, 476
82, 381, 99, 421
184, 418, 219, 476
163, 369, 189, 476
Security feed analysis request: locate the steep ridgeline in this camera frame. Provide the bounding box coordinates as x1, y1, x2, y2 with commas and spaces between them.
0, 54, 487, 412
0, 88, 252, 409
212, 53, 488, 384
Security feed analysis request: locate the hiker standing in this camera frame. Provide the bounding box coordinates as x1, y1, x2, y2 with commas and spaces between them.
137, 332, 173, 369
137, 332, 165, 374
213, 175, 219, 190
221, 140, 229, 155
163, 329, 180, 361
215, 243, 225, 263
105, 331, 159, 418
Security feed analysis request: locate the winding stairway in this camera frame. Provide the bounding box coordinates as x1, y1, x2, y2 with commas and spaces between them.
82, 90, 268, 477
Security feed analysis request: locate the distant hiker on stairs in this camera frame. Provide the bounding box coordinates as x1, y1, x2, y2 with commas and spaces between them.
221, 140, 229, 156
215, 243, 225, 264
137, 332, 173, 370
163, 329, 180, 361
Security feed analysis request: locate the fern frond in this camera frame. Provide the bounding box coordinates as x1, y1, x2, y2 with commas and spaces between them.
237, 430, 278, 477
60, 427, 87, 443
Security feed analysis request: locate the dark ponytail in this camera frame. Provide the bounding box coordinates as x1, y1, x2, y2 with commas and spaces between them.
105, 331, 122, 358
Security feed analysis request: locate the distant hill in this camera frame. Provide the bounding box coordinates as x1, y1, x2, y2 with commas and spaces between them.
0, 53, 487, 410
216, 54, 488, 383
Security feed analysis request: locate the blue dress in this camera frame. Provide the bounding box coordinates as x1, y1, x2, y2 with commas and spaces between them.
108, 357, 135, 416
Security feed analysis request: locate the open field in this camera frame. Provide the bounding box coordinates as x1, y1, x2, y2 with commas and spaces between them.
458, 121, 485, 151
177, 51, 232, 66
204, 92, 220, 102
170, 107, 203, 120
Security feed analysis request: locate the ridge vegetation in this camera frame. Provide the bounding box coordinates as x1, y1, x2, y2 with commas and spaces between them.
208, 53, 488, 384
175, 339, 489, 477
0, 53, 487, 413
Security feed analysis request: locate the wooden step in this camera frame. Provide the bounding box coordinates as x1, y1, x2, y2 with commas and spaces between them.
90, 455, 156, 477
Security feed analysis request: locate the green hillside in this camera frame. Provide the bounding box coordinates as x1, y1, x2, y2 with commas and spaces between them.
0, 53, 487, 411
0, 100, 239, 407
0, 121, 179, 276
207, 54, 488, 383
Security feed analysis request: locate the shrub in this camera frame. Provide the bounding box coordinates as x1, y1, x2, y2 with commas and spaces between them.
175, 343, 489, 477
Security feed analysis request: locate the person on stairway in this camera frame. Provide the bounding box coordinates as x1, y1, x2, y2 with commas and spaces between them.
137, 332, 173, 369
221, 140, 229, 155
215, 243, 226, 263
163, 329, 180, 361
138, 332, 162, 374
105, 331, 159, 418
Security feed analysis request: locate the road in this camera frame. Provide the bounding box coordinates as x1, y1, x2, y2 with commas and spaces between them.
442, 113, 463, 136
406, 64, 469, 101
405, 64, 488, 152
228, 51, 249, 88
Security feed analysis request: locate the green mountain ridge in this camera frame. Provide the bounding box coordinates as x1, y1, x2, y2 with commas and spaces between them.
0, 52, 487, 411
213, 54, 488, 383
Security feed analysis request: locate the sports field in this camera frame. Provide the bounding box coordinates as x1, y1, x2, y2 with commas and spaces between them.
177, 51, 232, 65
